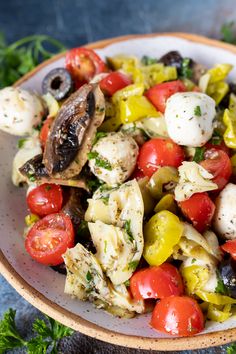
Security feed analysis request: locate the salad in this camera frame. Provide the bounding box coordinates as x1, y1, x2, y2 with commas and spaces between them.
1, 46, 236, 338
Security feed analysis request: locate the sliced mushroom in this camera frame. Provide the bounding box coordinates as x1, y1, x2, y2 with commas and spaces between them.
19, 154, 89, 190
62, 188, 88, 228
43, 83, 105, 179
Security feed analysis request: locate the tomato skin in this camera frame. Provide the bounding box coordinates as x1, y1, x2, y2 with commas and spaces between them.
205, 141, 229, 155
221, 240, 236, 260
137, 138, 185, 177
200, 149, 232, 191
27, 183, 63, 217
100, 72, 132, 96
151, 296, 204, 336
130, 263, 184, 300
39, 117, 54, 148
145, 80, 186, 113
130, 167, 145, 181
179, 192, 215, 233
25, 213, 74, 266
65, 47, 107, 88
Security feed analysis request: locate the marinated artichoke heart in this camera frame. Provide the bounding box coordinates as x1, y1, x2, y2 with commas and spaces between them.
63, 243, 144, 315
85, 179, 144, 285
174, 161, 218, 202
43, 83, 105, 179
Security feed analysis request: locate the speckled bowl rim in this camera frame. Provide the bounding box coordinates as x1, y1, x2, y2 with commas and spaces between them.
1, 32, 236, 351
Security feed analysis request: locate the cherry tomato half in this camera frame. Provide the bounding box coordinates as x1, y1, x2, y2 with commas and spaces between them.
100, 71, 132, 96
205, 140, 229, 155
25, 213, 74, 266
130, 166, 145, 181
66, 47, 107, 88
200, 149, 232, 191
137, 138, 185, 177
27, 183, 63, 217
39, 116, 54, 148
130, 263, 184, 300
221, 240, 236, 260
145, 80, 186, 113
151, 296, 204, 336
179, 192, 215, 233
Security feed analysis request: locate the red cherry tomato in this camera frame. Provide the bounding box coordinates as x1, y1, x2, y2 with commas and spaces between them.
66, 47, 107, 88
39, 116, 54, 148
100, 71, 132, 96
130, 167, 145, 181
145, 80, 186, 113
179, 192, 215, 233
137, 138, 185, 177
130, 263, 184, 300
205, 140, 229, 155
27, 183, 63, 217
221, 240, 236, 260
200, 149, 232, 191
25, 213, 74, 265
151, 296, 204, 336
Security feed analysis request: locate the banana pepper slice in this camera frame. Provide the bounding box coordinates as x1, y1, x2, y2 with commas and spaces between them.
143, 210, 183, 266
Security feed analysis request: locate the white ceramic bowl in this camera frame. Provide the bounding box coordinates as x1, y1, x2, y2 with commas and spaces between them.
1, 33, 236, 351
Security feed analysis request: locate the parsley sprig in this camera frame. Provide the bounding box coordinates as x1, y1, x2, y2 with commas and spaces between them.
0, 33, 66, 88
221, 21, 236, 44
0, 308, 74, 353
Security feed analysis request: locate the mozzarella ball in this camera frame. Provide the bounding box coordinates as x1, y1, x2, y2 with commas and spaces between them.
213, 183, 236, 239
0, 87, 45, 136
88, 132, 138, 186
165, 92, 215, 147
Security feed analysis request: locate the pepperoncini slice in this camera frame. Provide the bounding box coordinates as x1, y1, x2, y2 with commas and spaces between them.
223, 93, 236, 149
181, 265, 210, 295
154, 194, 177, 214
147, 166, 179, 200
196, 290, 236, 305
143, 210, 183, 266
207, 303, 232, 322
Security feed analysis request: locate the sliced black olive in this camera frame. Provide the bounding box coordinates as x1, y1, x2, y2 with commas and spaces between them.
42, 68, 74, 101
159, 51, 183, 73
43, 83, 105, 179
51, 263, 67, 275
219, 257, 236, 298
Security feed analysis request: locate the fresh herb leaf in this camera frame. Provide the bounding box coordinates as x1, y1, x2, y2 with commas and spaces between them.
124, 280, 130, 287
86, 271, 92, 282
191, 258, 197, 264
221, 22, 236, 44
210, 131, 223, 145
128, 260, 139, 271
227, 342, 236, 354
0, 33, 66, 88
194, 105, 202, 116
0, 308, 26, 352
141, 55, 157, 66
17, 138, 27, 149
93, 132, 107, 146
181, 58, 193, 79
86, 178, 104, 192
101, 196, 109, 205
193, 147, 206, 163
27, 336, 50, 354
215, 271, 229, 295
87, 151, 99, 160
124, 219, 134, 242
88, 151, 112, 170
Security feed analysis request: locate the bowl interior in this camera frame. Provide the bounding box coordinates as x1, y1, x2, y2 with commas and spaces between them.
1, 34, 236, 341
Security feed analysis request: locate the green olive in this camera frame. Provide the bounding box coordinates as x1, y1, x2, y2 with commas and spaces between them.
154, 194, 177, 214
147, 166, 179, 200
138, 177, 156, 214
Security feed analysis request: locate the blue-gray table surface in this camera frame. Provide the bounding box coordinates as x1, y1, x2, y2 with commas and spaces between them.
1, 0, 236, 353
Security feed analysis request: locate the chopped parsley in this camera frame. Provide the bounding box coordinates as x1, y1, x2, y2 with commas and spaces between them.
226, 342, 236, 354
128, 260, 139, 271
181, 58, 193, 79
124, 280, 130, 287
92, 131, 107, 146
27, 172, 36, 182
87, 178, 104, 192
87, 151, 112, 170
124, 219, 134, 242
194, 105, 202, 116
210, 131, 223, 146
193, 147, 206, 163
215, 271, 229, 295
101, 196, 109, 205
86, 271, 92, 282
17, 138, 27, 149
191, 258, 197, 264
141, 55, 157, 66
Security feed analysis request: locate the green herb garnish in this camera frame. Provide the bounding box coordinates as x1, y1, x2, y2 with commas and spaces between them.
210, 131, 223, 146
227, 342, 236, 354
221, 21, 236, 44
181, 57, 193, 79
124, 219, 134, 242
191, 258, 197, 264
87, 151, 99, 160
17, 138, 27, 149
193, 147, 206, 163
194, 105, 202, 116
92, 132, 107, 146
86, 271, 92, 282
215, 271, 229, 295
88, 151, 112, 170
128, 261, 139, 271
141, 55, 157, 66
0, 33, 66, 88
101, 196, 109, 205
124, 280, 130, 287
0, 308, 74, 353
87, 178, 104, 192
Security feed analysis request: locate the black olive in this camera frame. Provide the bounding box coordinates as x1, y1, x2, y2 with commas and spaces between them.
159, 51, 183, 73
51, 263, 67, 275
219, 257, 236, 298
42, 67, 74, 101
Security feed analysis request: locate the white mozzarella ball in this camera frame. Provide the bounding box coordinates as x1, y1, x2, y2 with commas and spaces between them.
0, 87, 45, 136
88, 132, 138, 186
213, 183, 236, 239
165, 92, 215, 147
